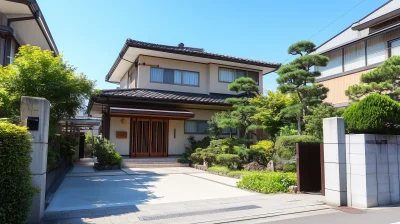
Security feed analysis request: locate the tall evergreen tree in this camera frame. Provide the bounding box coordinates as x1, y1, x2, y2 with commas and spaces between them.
276, 41, 329, 135
346, 56, 400, 101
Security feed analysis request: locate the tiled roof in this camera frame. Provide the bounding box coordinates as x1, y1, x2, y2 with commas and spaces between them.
95, 88, 240, 105
127, 39, 281, 68
105, 39, 280, 81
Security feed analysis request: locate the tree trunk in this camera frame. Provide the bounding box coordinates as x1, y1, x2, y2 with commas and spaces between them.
297, 115, 302, 135
230, 128, 232, 139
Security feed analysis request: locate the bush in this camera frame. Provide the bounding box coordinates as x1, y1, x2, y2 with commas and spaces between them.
94, 137, 122, 166
343, 94, 400, 134
60, 136, 76, 165
208, 138, 240, 154
0, 122, 38, 223
189, 151, 203, 164
85, 132, 94, 144
237, 172, 297, 193
47, 146, 58, 171
282, 163, 297, 172
248, 140, 275, 165
275, 135, 320, 160
216, 154, 241, 169
179, 136, 211, 163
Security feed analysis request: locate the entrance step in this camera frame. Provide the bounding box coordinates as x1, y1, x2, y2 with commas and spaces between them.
121, 157, 189, 168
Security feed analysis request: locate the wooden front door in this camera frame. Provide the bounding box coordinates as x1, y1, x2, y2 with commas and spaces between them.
131, 118, 168, 157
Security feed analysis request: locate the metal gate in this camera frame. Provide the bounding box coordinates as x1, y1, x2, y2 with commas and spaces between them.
296, 143, 325, 195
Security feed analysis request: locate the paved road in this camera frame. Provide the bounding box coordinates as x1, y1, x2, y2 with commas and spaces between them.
232, 205, 400, 224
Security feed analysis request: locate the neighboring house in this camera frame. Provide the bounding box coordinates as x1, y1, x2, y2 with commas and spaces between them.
314, 0, 400, 107
88, 39, 280, 157
0, 0, 58, 66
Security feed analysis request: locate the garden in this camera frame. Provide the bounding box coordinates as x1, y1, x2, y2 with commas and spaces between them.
180, 42, 400, 195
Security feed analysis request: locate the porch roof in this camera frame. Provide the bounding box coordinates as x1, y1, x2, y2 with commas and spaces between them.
110, 107, 195, 119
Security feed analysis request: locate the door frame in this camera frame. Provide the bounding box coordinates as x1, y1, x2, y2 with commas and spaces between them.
130, 117, 169, 158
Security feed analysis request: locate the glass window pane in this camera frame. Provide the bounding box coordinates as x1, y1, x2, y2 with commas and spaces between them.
367, 36, 385, 65
319, 49, 342, 78
344, 41, 365, 71
237, 70, 246, 79
182, 71, 199, 86
391, 39, 400, 57
247, 71, 259, 84
163, 69, 174, 84
219, 68, 236, 82
150, 67, 163, 82
185, 121, 197, 133
174, 70, 181, 84
197, 121, 208, 134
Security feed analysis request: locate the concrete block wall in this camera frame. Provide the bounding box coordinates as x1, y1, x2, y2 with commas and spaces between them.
346, 134, 400, 208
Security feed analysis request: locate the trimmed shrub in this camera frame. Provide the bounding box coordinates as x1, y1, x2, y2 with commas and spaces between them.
179, 136, 211, 163
237, 172, 297, 193
216, 154, 241, 169
282, 163, 296, 172
275, 135, 320, 160
189, 150, 203, 164
94, 137, 122, 166
0, 122, 38, 223
343, 94, 400, 134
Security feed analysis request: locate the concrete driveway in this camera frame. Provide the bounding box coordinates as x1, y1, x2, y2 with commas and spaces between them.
44, 163, 329, 223
46, 166, 254, 213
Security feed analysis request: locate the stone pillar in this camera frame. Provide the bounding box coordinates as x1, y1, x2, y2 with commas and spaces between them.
20, 97, 50, 224
323, 117, 347, 206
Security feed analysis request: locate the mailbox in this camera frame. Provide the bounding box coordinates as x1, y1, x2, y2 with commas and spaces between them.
27, 117, 39, 131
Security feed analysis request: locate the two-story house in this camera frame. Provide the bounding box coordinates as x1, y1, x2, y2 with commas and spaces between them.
0, 0, 58, 66
88, 39, 280, 157
314, 0, 400, 107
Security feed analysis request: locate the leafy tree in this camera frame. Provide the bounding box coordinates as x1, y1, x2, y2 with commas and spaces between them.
208, 111, 237, 138
276, 41, 329, 134
304, 103, 344, 140
226, 77, 259, 143
345, 56, 400, 101
0, 45, 95, 130
249, 90, 296, 138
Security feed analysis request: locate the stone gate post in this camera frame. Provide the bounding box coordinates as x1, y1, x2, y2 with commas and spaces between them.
323, 117, 347, 206
20, 97, 50, 223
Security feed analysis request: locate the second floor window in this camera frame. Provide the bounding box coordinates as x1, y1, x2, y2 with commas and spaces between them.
218, 67, 259, 84
150, 67, 199, 86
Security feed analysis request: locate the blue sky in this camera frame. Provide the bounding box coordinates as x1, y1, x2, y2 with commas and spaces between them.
39, 0, 388, 91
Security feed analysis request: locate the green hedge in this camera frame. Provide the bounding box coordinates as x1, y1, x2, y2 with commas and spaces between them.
0, 122, 38, 223
237, 172, 296, 193
343, 94, 400, 134
275, 135, 320, 160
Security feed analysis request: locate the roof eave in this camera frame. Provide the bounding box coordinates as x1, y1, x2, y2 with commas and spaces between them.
6, 0, 59, 55
105, 39, 281, 82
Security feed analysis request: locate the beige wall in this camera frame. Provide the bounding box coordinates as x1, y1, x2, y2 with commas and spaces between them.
135, 56, 263, 95
110, 117, 131, 156
138, 55, 209, 94
320, 68, 374, 105
168, 109, 220, 155
128, 64, 136, 88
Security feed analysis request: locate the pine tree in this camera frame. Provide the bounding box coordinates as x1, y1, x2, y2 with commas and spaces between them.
346, 56, 400, 101
276, 41, 329, 135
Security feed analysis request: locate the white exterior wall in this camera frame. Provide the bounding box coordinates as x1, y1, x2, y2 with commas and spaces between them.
109, 117, 130, 156
346, 134, 400, 208
168, 109, 220, 155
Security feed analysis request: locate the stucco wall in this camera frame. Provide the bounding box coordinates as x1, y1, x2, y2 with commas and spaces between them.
110, 117, 130, 156
138, 55, 209, 94
168, 109, 220, 155
136, 56, 263, 95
